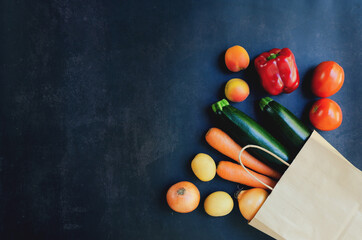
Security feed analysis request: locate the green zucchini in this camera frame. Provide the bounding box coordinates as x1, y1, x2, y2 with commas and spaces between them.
212, 99, 290, 171
259, 97, 312, 158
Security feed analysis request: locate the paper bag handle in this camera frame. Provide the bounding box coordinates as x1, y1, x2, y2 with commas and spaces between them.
238, 145, 291, 191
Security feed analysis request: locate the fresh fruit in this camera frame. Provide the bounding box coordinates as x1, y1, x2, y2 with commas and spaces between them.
212, 99, 290, 171
205, 128, 281, 179
224, 45, 250, 72
191, 153, 216, 182
166, 181, 200, 213
311, 61, 344, 97
237, 188, 269, 221
309, 98, 342, 131
259, 97, 312, 158
224, 78, 250, 102
217, 161, 277, 189
204, 191, 234, 217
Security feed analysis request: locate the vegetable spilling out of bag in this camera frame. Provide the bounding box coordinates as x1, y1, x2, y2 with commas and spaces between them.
166, 181, 200, 213
205, 127, 281, 179
309, 98, 343, 131
204, 191, 234, 217
217, 160, 277, 190
311, 61, 344, 98
237, 188, 269, 221
248, 131, 362, 239
254, 48, 300, 95
191, 153, 216, 182
259, 97, 312, 158
212, 99, 290, 171
165, 45, 362, 240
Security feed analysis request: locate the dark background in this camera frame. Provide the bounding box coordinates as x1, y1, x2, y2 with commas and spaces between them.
1, 0, 361, 239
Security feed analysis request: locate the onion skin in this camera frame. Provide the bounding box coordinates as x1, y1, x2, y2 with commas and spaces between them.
166, 181, 200, 213
237, 188, 269, 221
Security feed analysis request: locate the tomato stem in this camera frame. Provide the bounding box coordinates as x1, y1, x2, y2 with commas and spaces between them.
312, 105, 319, 113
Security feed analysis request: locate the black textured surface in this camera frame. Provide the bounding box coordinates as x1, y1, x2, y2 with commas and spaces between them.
1, 1, 361, 239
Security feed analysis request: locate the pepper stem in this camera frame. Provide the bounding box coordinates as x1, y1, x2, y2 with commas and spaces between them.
267, 53, 278, 60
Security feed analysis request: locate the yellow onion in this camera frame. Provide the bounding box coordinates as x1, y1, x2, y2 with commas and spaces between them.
237, 188, 269, 221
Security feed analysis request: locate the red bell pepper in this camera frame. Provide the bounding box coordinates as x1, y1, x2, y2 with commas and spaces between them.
254, 48, 300, 95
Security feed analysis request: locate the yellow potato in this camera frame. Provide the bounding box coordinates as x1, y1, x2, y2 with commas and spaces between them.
204, 191, 234, 217
191, 153, 216, 182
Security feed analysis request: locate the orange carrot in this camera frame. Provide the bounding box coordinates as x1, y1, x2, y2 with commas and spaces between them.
205, 127, 281, 179
217, 161, 276, 189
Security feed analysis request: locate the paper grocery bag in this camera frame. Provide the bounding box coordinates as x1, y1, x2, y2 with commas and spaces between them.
248, 131, 362, 240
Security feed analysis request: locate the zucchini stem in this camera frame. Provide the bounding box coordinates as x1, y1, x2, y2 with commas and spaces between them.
212, 99, 230, 113
259, 97, 274, 111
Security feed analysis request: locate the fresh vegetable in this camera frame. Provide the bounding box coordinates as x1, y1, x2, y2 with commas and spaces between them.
254, 48, 300, 95
309, 98, 342, 131
166, 181, 200, 213
311, 61, 344, 97
224, 78, 250, 102
212, 99, 290, 171
237, 188, 269, 221
204, 191, 234, 217
224, 45, 250, 72
259, 97, 312, 158
205, 128, 281, 179
216, 161, 277, 189
191, 153, 216, 182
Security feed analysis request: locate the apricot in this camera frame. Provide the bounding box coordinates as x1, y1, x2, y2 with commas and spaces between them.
225, 78, 250, 102
225, 45, 250, 72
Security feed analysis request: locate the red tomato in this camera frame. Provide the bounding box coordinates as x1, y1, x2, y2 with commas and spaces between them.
309, 98, 342, 131
311, 61, 344, 97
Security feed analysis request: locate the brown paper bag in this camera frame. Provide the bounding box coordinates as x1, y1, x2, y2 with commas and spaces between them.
247, 131, 362, 240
